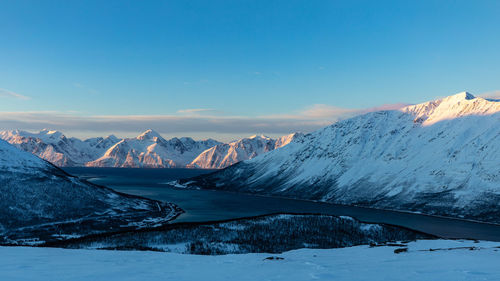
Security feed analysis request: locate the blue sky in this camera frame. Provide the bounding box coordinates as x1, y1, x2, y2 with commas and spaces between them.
1, 0, 500, 140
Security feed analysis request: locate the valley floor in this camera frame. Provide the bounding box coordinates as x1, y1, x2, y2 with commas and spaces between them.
2, 240, 500, 281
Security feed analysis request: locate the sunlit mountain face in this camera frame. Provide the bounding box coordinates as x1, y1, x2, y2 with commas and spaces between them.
177, 92, 500, 223
0, 129, 304, 169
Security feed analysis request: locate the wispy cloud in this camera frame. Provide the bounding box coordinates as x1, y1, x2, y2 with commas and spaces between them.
263, 103, 408, 123
360, 103, 410, 113
479, 90, 500, 100
0, 88, 30, 100
177, 108, 220, 115
0, 101, 411, 138
300, 104, 356, 119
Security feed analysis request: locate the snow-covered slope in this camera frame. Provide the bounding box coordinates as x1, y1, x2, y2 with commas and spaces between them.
189, 133, 303, 169
2, 240, 499, 281
0, 139, 181, 245
86, 129, 221, 168
178, 92, 500, 223
0, 129, 119, 166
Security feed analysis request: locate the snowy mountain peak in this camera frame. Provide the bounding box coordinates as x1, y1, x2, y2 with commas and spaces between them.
180, 91, 500, 223
446, 91, 475, 100
402, 92, 500, 125
40, 128, 61, 134
462, 91, 475, 100
275, 132, 304, 149
39, 129, 64, 138
137, 129, 163, 140
1, 128, 67, 146
103, 134, 119, 143
248, 134, 271, 140
188, 133, 302, 169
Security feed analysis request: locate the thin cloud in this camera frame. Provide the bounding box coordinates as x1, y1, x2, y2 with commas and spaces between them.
263, 103, 408, 122
0, 111, 343, 136
360, 103, 409, 113
479, 90, 500, 100
300, 104, 357, 119
177, 108, 220, 115
0, 102, 411, 137
0, 89, 30, 100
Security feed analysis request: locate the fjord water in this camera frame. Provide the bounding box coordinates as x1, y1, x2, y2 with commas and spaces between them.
64, 167, 500, 241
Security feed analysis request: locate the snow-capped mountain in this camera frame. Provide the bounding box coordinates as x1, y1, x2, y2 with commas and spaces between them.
86, 129, 222, 168
188, 133, 303, 169
0, 129, 222, 168
0, 129, 119, 166
0, 129, 300, 169
0, 139, 181, 245
177, 92, 500, 223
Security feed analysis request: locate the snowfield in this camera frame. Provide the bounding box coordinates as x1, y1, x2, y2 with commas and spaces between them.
2, 240, 500, 281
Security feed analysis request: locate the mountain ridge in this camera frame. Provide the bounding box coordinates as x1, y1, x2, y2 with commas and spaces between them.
0, 129, 301, 169
177, 92, 500, 223
0, 139, 181, 245
188, 133, 304, 169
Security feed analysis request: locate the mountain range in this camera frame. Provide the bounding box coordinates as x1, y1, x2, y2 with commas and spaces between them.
188, 133, 303, 169
176, 92, 500, 223
0, 129, 120, 166
0, 139, 181, 245
86, 129, 222, 168
0, 129, 300, 169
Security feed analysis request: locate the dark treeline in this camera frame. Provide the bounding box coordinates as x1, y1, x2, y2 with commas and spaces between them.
60, 214, 432, 255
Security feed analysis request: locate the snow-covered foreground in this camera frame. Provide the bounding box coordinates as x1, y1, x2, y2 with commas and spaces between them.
2, 240, 500, 281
